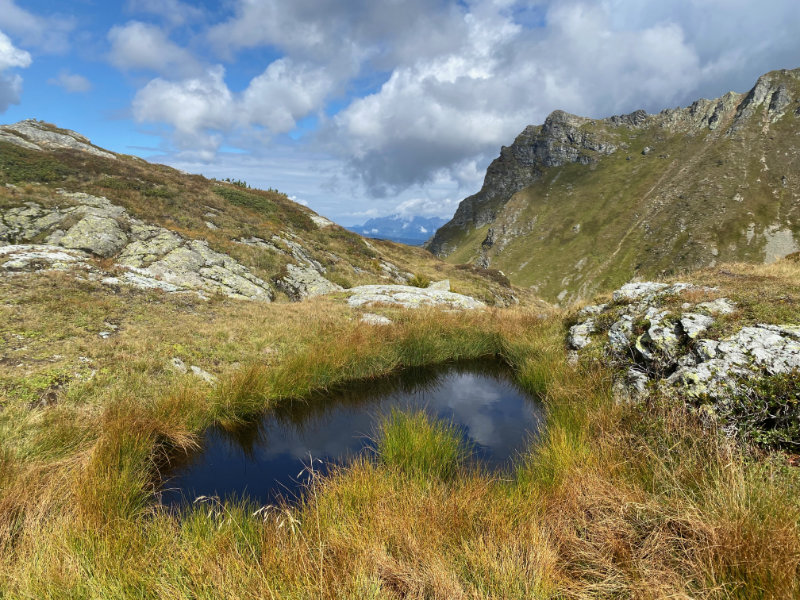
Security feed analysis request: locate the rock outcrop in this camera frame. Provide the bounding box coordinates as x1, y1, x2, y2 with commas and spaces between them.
346, 284, 485, 310
569, 280, 800, 444
1, 192, 274, 301
0, 120, 116, 160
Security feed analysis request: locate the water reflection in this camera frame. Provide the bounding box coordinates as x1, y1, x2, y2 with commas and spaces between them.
161, 359, 543, 506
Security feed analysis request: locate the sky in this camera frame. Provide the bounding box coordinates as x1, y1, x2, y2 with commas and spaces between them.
0, 1, 799, 226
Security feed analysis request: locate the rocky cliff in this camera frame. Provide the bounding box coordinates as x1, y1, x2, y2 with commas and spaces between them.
427, 68, 800, 304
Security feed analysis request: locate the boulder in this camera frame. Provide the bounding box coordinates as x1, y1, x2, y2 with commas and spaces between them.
275, 264, 342, 300
346, 284, 484, 310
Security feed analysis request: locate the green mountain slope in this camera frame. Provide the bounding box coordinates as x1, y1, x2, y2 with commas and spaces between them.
427, 68, 800, 303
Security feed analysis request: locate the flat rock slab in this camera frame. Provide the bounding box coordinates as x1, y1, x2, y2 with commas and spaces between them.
346, 284, 485, 310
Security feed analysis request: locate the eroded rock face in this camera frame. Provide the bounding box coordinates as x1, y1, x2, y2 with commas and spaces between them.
0, 192, 274, 301
346, 284, 485, 310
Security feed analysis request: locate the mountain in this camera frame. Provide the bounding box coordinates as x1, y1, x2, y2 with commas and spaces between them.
427, 68, 800, 304
347, 215, 448, 245
0, 119, 520, 306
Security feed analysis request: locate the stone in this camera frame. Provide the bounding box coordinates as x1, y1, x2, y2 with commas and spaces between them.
346, 284, 485, 310
680, 313, 715, 339
190, 365, 217, 384
275, 264, 342, 300
642, 146, 653, 155
310, 214, 335, 228
579, 303, 608, 316
608, 315, 634, 354
427, 279, 450, 291
360, 313, 392, 326
59, 215, 128, 258
568, 319, 595, 350
612, 282, 668, 302
696, 298, 736, 315
0, 244, 88, 271
170, 357, 188, 374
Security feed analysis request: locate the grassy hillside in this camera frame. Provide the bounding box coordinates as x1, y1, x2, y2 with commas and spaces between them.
0, 127, 519, 306
432, 69, 800, 304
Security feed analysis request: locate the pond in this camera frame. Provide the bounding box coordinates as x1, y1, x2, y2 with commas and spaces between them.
160, 359, 543, 506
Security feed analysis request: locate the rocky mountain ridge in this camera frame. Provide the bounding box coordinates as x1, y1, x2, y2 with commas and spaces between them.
427, 68, 800, 304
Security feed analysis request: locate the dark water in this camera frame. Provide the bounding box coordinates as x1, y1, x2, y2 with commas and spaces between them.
160, 360, 543, 506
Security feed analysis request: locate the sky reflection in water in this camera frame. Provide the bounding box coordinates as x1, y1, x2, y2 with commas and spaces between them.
161, 360, 543, 506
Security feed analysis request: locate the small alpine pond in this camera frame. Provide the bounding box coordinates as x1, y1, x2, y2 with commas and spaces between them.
160, 359, 544, 506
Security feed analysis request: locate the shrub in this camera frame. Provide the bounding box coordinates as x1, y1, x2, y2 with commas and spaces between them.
407, 274, 431, 288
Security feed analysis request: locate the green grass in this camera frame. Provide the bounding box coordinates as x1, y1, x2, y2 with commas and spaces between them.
377, 410, 469, 481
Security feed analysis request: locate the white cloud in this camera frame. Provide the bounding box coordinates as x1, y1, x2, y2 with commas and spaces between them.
132, 66, 234, 158
47, 69, 91, 93
108, 21, 201, 76
0, 0, 75, 53
126, 0, 205, 27
131, 0, 800, 217
241, 59, 336, 133
0, 28, 30, 112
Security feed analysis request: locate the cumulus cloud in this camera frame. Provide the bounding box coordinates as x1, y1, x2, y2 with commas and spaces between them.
47, 69, 91, 93
0, 28, 31, 112
128, 0, 800, 215
241, 59, 336, 133
132, 66, 234, 158
0, 0, 75, 53
108, 21, 201, 76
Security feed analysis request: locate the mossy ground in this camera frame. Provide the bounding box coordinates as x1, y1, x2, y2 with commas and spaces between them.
1, 260, 799, 598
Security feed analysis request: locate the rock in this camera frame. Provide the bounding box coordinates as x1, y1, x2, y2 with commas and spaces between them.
170, 357, 188, 374
579, 303, 608, 316
568, 319, 595, 350
360, 313, 392, 326
696, 297, 737, 315
0, 120, 117, 159
612, 282, 669, 302
427, 279, 450, 291
680, 313, 715, 339
98, 331, 113, 339
59, 215, 128, 258
608, 315, 634, 354
205, 221, 218, 230
309, 214, 335, 228
275, 263, 342, 300
1, 195, 275, 301
346, 284, 485, 310
0, 244, 88, 271
190, 365, 217, 384
642, 146, 653, 155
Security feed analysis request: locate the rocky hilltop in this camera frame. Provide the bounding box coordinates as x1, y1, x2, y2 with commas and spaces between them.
0, 119, 521, 309
427, 68, 800, 304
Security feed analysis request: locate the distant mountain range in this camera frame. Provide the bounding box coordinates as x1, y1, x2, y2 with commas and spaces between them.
347, 215, 448, 245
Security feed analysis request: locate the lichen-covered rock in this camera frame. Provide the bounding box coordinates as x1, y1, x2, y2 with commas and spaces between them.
0, 244, 88, 271
612, 282, 669, 302
568, 319, 595, 349
275, 264, 342, 300
0, 193, 276, 301
696, 297, 737, 315
608, 315, 633, 354
680, 313, 715, 339
346, 284, 485, 310
59, 215, 128, 257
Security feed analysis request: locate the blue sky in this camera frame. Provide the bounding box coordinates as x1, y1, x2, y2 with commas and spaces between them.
1, 0, 799, 226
